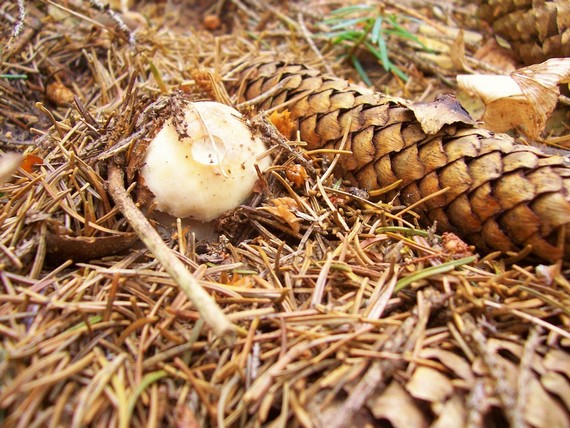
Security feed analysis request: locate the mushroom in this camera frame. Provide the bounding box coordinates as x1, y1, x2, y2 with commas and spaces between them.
140, 101, 271, 224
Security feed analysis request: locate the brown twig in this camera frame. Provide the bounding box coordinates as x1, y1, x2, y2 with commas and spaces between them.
106, 162, 235, 342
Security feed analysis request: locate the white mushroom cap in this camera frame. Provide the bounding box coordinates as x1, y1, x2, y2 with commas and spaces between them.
141, 101, 271, 221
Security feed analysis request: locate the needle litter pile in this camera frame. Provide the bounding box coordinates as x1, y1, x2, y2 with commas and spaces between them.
1, 0, 569, 426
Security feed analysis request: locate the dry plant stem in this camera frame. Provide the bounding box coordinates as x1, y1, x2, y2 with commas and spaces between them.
297, 12, 333, 75
88, 0, 134, 44
14, 0, 26, 38
107, 163, 235, 341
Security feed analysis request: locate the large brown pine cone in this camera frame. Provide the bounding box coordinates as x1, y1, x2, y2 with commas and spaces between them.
230, 60, 570, 261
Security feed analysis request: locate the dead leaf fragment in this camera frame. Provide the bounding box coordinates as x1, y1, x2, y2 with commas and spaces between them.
480, 339, 569, 428
268, 109, 296, 139
418, 348, 475, 386
541, 372, 570, 409
368, 381, 428, 428
524, 375, 570, 428
513, 58, 570, 124
474, 38, 517, 74
432, 395, 466, 428
457, 58, 570, 138
262, 197, 302, 232
543, 349, 570, 378
409, 95, 475, 135
406, 366, 454, 403
0, 153, 22, 186
449, 29, 470, 72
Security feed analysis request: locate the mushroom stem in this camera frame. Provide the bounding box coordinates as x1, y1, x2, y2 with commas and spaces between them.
107, 162, 235, 342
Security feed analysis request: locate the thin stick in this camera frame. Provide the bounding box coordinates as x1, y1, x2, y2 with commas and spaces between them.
107, 163, 235, 342
297, 13, 333, 74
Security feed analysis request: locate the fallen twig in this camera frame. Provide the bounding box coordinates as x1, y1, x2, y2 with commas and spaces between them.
107, 162, 235, 342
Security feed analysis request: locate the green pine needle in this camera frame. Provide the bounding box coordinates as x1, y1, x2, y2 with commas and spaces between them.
1, 74, 28, 80
394, 256, 478, 293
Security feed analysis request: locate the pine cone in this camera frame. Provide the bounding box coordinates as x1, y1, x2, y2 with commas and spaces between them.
479, 0, 570, 64
230, 61, 570, 261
